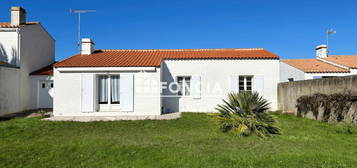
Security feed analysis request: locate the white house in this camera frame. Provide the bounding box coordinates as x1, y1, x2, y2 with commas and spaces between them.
280, 45, 357, 82
53, 38, 280, 117
0, 7, 55, 116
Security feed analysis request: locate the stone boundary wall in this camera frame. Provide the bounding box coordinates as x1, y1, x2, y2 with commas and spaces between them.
278, 75, 357, 113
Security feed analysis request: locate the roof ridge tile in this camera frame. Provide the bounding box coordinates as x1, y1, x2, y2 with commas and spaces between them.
55, 48, 279, 67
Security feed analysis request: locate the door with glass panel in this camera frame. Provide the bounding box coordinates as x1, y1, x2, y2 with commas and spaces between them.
98, 75, 120, 111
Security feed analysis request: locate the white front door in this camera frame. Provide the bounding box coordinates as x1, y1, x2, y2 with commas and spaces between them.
38, 80, 54, 108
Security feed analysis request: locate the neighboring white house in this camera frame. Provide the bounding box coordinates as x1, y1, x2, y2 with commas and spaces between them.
280, 45, 357, 82
0, 7, 55, 116
53, 38, 280, 117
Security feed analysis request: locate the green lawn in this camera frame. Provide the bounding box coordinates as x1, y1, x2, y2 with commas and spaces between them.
0, 113, 357, 168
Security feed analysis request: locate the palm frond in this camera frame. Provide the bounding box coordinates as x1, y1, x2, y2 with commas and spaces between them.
214, 91, 280, 137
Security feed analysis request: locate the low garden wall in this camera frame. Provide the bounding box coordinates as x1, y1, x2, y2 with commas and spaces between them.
278, 75, 357, 124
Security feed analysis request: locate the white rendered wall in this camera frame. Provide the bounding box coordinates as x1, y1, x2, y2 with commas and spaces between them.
280, 62, 305, 82
53, 68, 161, 116
30, 76, 53, 109
162, 59, 280, 112
0, 67, 21, 115
0, 29, 19, 66
304, 72, 351, 79
0, 25, 54, 116
350, 69, 357, 75
18, 25, 55, 112
20, 25, 55, 73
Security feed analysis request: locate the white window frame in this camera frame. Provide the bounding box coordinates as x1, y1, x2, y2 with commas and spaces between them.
97, 74, 121, 112
177, 76, 191, 97
239, 76, 253, 92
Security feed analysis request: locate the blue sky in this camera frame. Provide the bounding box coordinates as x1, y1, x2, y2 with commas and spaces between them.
1, 0, 357, 61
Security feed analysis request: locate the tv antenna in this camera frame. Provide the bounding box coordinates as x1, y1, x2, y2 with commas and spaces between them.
70, 9, 96, 52
326, 28, 336, 54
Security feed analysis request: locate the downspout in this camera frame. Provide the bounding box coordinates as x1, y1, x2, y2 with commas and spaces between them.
16, 27, 21, 67
16, 27, 22, 112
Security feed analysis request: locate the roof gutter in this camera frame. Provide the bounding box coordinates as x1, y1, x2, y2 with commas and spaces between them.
56, 66, 157, 72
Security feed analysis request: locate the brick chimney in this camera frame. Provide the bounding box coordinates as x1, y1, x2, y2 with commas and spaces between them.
11, 6, 26, 26
316, 44, 328, 58
81, 38, 95, 55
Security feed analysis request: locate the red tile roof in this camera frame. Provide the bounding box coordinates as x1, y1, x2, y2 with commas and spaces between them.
281, 59, 349, 73
0, 22, 40, 28
324, 55, 357, 68
30, 63, 56, 76
54, 48, 279, 67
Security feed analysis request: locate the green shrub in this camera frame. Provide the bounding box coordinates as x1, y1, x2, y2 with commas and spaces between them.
214, 91, 281, 137
296, 92, 357, 124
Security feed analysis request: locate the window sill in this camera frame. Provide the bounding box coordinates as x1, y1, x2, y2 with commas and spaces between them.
177, 96, 192, 98
96, 111, 132, 113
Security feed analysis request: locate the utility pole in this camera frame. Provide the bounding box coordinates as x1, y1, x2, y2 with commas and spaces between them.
70, 9, 96, 52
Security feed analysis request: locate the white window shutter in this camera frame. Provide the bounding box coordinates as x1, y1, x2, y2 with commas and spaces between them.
120, 73, 134, 112
191, 75, 201, 99
253, 75, 264, 95
81, 73, 95, 112
230, 75, 239, 93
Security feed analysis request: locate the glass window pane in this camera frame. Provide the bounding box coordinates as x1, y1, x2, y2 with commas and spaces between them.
111, 76, 120, 104
246, 76, 252, 82
98, 76, 108, 104
177, 77, 183, 96
239, 76, 245, 91
247, 76, 252, 91
185, 77, 191, 96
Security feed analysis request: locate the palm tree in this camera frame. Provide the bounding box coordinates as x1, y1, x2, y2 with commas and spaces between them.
215, 91, 280, 137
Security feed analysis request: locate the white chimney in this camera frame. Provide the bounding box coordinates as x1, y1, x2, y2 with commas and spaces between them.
315, 44, 328, 58
11, 7, 26, 26
81, 38, 95, 55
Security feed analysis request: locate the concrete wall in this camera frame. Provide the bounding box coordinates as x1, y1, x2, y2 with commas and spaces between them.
53, 68, 161, 116
162, 59, 280, 112
0, 24, 55, 116
278, 75, 357, 113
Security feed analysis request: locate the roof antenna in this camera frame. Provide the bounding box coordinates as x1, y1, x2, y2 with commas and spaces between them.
326, 28, 336, 55
70, 9, 96, 53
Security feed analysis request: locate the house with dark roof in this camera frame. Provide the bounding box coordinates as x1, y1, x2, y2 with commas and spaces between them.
280, 45, 357, 82
0, 7, 55, 116
52, 38, 280, 119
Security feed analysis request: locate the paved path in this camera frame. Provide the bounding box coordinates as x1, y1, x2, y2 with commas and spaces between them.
43, 112, 181, 122
0, 109, 52, 121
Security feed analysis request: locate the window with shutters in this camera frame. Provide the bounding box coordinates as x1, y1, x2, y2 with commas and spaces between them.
98, 75, 120, 111
239, 76, 253, 92
177, 76, 191, 96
